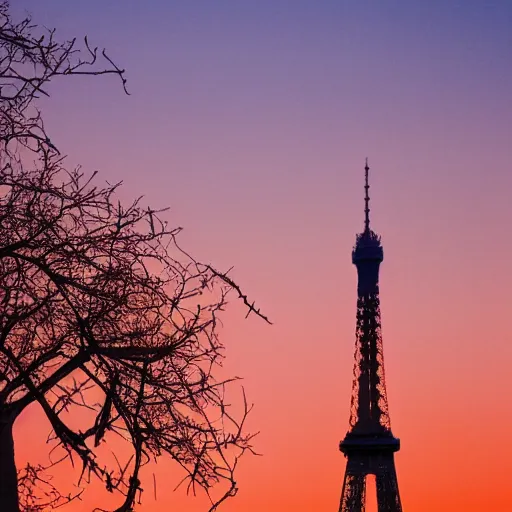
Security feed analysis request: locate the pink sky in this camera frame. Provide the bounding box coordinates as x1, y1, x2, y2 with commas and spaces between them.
12, 1, 512, 510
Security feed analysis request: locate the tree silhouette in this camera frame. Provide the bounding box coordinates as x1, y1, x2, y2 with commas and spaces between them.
0, 3, 269, 511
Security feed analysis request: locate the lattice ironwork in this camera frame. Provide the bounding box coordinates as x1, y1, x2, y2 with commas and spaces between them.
376, 469, 402, 511
349, 290, 391, 433
340, 473, 366, 512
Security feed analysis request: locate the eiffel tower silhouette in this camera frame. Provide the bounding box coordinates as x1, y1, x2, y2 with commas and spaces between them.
338, 160, 402, 512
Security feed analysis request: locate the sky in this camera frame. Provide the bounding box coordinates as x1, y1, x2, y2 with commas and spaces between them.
11, 1, 512, 511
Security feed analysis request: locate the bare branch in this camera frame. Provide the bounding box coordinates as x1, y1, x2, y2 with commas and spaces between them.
0, 3, 268, 511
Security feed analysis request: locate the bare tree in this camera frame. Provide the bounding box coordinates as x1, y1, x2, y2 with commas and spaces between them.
0, 3, 269, 511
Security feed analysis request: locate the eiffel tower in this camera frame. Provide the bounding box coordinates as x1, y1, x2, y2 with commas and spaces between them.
338, 160, 402, 512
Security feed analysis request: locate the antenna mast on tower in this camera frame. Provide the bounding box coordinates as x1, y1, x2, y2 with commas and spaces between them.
364, 158, 370, 233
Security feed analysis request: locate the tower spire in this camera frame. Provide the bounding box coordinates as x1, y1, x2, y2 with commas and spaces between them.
364, 158, 370, 233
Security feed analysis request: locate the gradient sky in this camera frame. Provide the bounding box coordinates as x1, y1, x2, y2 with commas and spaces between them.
12, 1, 512, 511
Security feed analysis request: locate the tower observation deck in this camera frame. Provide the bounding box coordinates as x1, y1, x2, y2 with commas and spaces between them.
338, 160, 403, 512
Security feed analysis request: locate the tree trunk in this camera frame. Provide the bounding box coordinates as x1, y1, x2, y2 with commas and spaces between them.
0, 417, 19, 512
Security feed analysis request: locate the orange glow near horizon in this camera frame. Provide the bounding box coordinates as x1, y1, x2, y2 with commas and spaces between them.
10, 1, 512, 510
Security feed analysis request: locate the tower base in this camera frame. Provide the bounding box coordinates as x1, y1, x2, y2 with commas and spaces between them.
339, 436, 402, 512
